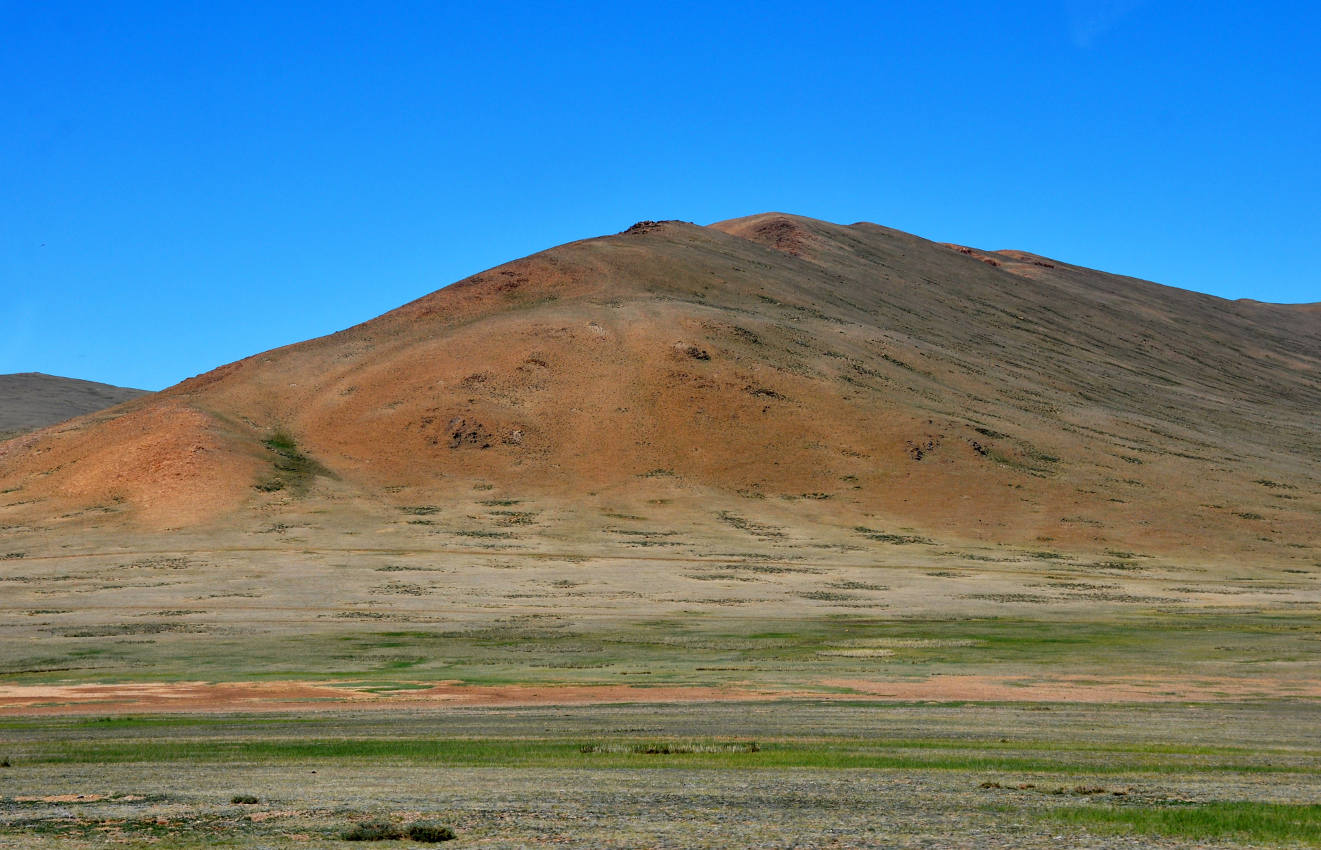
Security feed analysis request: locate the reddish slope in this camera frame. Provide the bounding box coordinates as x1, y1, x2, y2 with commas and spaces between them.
1, 214, 1318, 558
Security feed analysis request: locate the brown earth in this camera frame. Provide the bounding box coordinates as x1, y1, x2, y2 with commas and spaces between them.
1, 213, 1319, 560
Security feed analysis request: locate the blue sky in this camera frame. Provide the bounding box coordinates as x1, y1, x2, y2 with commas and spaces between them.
3, 1, 1318, 390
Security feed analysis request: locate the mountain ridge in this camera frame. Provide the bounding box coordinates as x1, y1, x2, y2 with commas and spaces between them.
1, 214, 1317, 565
0, 372, 148, 439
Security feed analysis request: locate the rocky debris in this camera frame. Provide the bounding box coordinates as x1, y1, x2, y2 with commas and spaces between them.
907, 434, 943, 461
459, 372, 490, 388
674, 343, 710, 360
728, 326, 761, 345
446, 417, 492, 450
751, 217, 809, 256
622, 220, 683, 235
946, 244, 1001, 267
456, 267, 532, 295
494, 268, 530, 292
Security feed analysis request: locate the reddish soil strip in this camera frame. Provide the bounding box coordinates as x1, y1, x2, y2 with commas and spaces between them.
0, 681, 775, 715
13, 795, 109, 803
0, 681, 365, 711
2, 674, 1319, 716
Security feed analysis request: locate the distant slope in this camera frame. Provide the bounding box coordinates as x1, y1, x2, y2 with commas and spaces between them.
0, 373, 147, 438
0, 214, 1317, 563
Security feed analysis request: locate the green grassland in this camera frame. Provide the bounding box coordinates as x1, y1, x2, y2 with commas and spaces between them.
3, 610, 1319, 690
4, 702, 1321, 847
1047, 801, 1321, 844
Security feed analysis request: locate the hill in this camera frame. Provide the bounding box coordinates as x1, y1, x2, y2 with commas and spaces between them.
1, 214, 1318, 565
0, 373, 147, 440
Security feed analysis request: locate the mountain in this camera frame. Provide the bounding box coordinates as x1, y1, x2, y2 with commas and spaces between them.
1, 214, 1318, 564
0, 373, 147, 440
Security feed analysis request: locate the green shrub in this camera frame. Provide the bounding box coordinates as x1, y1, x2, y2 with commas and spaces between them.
230, 794, 259, 804
254, 429, 329, 495
407, 821, 457, 842
340, 819, 404, 841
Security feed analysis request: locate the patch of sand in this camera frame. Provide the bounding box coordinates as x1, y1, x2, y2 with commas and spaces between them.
13, 794, 107, 803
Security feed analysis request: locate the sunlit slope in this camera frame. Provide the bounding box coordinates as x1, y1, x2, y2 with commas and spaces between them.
2, 214, 1317, 557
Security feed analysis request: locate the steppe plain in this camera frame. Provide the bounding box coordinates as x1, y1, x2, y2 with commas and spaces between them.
3, 215, 1320, 847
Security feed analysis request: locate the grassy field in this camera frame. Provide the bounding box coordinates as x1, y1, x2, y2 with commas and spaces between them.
2, 532, 1318, 846
1046, 802, 1321, 844
4, 702, 1321, 847
4, 586, 1320, 691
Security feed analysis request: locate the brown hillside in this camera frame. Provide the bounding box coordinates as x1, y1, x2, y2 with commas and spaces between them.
1, 214, 1318, 561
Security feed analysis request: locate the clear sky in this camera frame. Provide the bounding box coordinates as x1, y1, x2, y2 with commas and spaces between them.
3, 2, 1318, 390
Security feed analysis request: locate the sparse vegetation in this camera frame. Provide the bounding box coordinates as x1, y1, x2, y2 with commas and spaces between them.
854, 526, 933, 545
0, 684, 1318, 850
341, 819, 404, 841
407, 821, 457, 842
5, 703, 1321, 846
717, 511, 785, 538
798, 590, 856, 601
254, 429, 328, 494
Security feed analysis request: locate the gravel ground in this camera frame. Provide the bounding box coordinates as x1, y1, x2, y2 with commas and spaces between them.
3, 701, 1318, 848
3, 763, 1294, 849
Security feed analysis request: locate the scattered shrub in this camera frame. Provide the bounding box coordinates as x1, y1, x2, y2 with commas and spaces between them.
230, 794, 259, 804
340, 820, 404, 841
407, 821, 457, 842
